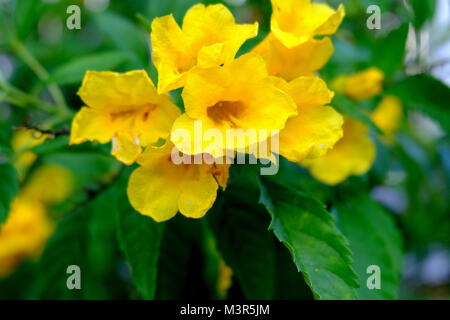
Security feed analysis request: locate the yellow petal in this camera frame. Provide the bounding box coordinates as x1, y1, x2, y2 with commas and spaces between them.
343, 67, 385, 101
22, 165, 73, 205
128, 142, 228, 222
127, 163, 181, 222
72, 70, 180, 165
70, 106, 115, 145
301, 118, 376, 185
111, 132, 142, 166
77, 70, 162, 112
151, 3, 258, 93
272, 75, 343, 162
178, 167, 218, 219
12, 129, 50, 180
371, 95, 403, 141
0, 197, 52, 278
280, 105, 343, 162
151, 14, 193, 93
271, 0, 344, 48
253, 33, 334, 80
173, 53, 297, 156
313, 4, 345, 35
284, 76, 334, 106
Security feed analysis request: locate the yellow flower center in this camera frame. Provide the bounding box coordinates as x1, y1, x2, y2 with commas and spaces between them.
207, 101, 244, 127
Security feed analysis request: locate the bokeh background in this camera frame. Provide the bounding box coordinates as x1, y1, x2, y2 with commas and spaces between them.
0, 0, 449, 299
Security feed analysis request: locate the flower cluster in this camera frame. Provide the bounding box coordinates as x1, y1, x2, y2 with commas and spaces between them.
70, 0, 348, 222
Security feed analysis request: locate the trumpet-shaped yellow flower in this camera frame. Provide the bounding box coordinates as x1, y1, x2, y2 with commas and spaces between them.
0, 197, 53, 278
151, 3, 258, 93
271, 76, 344, 162
22, 165, 73, 205
252, 33, 334, 80
70, 70, 180, 165
170, 53, 297, 158
332, 67, 384, 101
127, 142, 230, 222
12, 129, 50, 180
371, 95, 403, 142
301, 118, 376, 185
270, 0, 345, 48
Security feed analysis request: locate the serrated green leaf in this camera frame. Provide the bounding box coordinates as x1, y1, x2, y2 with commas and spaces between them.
0, 162, 20, 224
49, 51, 130, 85
385, 74, 450, 131
116, 176, 164, 300
208, 194, 276, 299
335, 194, 403, 299
34, 206, 88, 299
258, 178, 359, 300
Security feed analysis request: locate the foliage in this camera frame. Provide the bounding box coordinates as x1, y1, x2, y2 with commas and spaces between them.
0, 0, 449, 300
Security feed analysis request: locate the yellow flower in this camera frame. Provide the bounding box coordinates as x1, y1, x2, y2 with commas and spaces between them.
332, 67, 384, 101
22, 165, 73, 205
151, 3, 258, 93
170, 53, 297, 158
70, 70, 181, 165
12, 129, 50, 180
270, 0, 345, 48
270, 76, 344, 162
301, 118, 376, 185
0, 197, 53, 278
371, 95, 403, 142
252, 33, 334, 80
127, 141, 230, 222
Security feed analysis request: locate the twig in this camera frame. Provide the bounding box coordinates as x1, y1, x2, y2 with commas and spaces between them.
14, 115, 70, 138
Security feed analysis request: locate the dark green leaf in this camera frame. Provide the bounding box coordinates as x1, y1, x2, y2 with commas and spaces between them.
335, 194, 403, 299
116, 178, 164, 299
208, 194, 276, 299
34, 206, 88, 299
258, 178, 359, 300
0, 162, 19, 224
386, 74, 450, 131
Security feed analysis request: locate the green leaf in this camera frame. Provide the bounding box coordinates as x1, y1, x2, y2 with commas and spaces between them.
95, 13, 148, 68
155, 216, 198, 299
14, 0, 44, 40
116, 176, 164, 300
208, 194, 276, 299
332, 93, 382, 133
410, 0, 437, 30
0, 162, 19, 224
258, 178, 359, 300
371, 24, 409, 77
335, 194, 403, 299
49, 51, 130, 85
274, 242, 314, 299
385, 74, 450, 131
35, 205, 88, 299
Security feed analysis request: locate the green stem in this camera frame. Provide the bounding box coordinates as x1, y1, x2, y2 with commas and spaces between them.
11, 39, 69, 113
